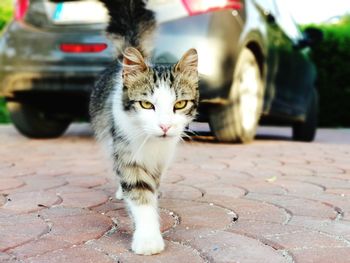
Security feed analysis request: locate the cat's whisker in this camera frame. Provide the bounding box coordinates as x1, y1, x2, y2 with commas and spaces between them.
185, 128, 199, 136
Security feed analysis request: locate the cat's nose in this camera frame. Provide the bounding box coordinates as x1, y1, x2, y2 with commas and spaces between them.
159, 124, 171, 134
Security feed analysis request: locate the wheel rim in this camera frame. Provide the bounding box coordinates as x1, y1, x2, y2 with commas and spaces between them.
235, 60, 261, 133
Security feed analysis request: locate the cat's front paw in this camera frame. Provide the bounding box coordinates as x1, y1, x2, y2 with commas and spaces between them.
132, 231, 165, 255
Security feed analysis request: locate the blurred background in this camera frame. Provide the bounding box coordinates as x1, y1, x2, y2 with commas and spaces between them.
0, 0, 350, 141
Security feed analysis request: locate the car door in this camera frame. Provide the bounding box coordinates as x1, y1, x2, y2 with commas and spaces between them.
251, 0, 280, 114
267, 0, 317, 119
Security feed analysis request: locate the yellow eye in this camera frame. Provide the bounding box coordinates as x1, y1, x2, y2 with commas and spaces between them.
174, 100, 188, 110
139, 101, 154, 110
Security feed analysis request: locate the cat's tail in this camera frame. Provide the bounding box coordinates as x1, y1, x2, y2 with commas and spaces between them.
99, 0, 156, 59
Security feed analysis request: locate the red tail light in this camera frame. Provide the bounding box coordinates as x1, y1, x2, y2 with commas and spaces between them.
60, 43, 108, 53
15, 0, 30, 21
182, 0, 242, 16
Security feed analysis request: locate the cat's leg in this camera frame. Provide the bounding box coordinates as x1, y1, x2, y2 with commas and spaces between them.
115, 182, 123, 200
121, 166, 164, 255
127, 192, 164, 255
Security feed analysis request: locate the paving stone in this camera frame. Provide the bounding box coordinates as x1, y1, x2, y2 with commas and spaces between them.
237, 168, 282, 179
264, 230, 348, 250
160, 199, 233, 230
226, 219, 307, 241
272, 179, 325, 195
27, 246, 115, 263
199, 161, 228, 170
160, 183, 204, 200
161, 172, 185, 184
168, 228, 290, 263
119, 240, 205, 263
326, 188, 350, 197
85, 231, 130, 256
38, 207, 113, 244
10, 176, 67, 194
217, 198, 289, 224
275, 166, 314, 177
3, 192, 61, 213
1, 124, 350, 262
213, 170, 253, 181
0, 214, 48, 251
196, 183, 247, 199
90, 200, 124, 214
343, 214, 350, 221
0, 252, 15, 262
286, 175, 350, 189
0, 178, 25, 192
51, 185, 92, 194
65, 176, 108, 188
246, 193, 339, 219
291, 247, 350, 263
0, 167, 35, 179
288, 216, 350, 239
298, 164, 345, 175
9, 237, 71, 259
0, 195, 6, 206
236, 180, 287, 195
305, 194, 350, 216
178, 171, 220, 185
58, 190, 109, 208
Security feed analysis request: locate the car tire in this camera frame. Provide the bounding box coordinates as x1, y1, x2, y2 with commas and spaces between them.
209, 47, 264, 143
292, 88, 318, 142
7, 101, 71, 139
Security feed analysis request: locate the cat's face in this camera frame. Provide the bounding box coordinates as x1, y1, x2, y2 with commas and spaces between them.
121, 48, 199, 139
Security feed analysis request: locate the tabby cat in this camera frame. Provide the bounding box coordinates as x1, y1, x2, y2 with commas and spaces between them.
89, 0, 199, 255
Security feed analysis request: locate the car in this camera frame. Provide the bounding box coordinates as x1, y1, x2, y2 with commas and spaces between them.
0, 0, 322, 141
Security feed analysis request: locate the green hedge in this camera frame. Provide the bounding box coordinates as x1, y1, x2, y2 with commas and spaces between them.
0, 0, 13, 31
0, 98, 10, 123
0, 0, 12, 124
307, 16, 350, 127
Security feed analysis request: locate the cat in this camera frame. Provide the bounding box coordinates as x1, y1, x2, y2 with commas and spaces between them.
89, 0, 199, 255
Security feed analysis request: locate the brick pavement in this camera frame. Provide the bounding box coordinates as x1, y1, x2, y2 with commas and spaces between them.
1, 124, 350, 263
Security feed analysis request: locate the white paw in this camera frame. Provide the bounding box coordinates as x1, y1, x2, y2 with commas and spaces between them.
115, 187, 123, 200
132, 231, 165, 255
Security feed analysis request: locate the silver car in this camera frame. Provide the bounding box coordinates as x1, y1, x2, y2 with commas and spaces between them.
0, 0, 321, 141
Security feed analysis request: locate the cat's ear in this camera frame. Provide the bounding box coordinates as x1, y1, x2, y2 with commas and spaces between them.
175, 48, 198, 73
122, 47, 148, 77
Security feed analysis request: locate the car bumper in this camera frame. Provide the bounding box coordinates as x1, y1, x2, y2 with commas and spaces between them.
0, 21, 113, 97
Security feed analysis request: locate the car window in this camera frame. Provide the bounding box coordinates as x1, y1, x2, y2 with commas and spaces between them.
272, 0, 302, 42
44, 0, 108, 25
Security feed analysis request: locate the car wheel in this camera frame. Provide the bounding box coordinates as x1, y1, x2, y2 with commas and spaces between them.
292, 88, 318, 142
209, 47, 264, 143
7, 101, 71, 138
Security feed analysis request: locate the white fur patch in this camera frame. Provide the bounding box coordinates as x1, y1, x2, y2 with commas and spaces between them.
115, 182, 123, 200
127, 198, 164, 255
112, 75, 187, 169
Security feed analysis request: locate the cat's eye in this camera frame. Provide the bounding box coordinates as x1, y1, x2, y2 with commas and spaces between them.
139, 101, 154, 110
174, 100, 188, 110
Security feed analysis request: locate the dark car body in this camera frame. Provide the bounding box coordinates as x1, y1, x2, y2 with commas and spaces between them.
0, 0, 320, 141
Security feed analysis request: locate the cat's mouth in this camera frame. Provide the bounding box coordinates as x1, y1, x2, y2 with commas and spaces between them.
157, 134, 174, 139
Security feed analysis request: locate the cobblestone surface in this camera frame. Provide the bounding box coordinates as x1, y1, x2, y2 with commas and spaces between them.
1, 124, 350, 262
